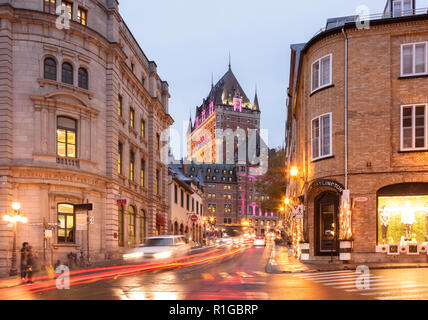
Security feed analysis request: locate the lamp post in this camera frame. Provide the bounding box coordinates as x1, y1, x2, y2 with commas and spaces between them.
3, 202, 28, 276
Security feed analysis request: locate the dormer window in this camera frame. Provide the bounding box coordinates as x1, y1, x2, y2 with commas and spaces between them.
209, 101, 214, 114
202, 110, 206, 122
393, 0, 413, 17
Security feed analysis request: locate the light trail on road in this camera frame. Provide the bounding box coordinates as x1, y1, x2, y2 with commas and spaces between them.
0, 245, 246, 298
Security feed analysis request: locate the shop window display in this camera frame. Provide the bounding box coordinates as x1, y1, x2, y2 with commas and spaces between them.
378, 196, 428, 244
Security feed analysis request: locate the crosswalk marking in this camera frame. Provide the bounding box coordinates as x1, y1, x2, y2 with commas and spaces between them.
296, 270, 428, 300
294, 270, 353, 277
334, 281, 415, 290
319, 277, 385, 285
296, 272, 359, 280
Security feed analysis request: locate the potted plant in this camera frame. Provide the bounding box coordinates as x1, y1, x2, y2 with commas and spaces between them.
339, 238, 353, 261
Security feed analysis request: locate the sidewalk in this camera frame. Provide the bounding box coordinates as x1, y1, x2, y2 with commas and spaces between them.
266, 245, 313, 274
266, 245, 428, 274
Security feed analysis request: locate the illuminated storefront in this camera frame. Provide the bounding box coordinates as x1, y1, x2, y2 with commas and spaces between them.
377, 183, 428, 255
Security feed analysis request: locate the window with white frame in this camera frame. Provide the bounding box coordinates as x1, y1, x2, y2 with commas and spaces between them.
311, 113, 332, 160
401, 104, 427, 151
393, 0, 413, 17
311, 54, 332, 93
401, 42, 427, 77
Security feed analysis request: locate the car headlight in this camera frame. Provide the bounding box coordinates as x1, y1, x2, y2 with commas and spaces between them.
154, 251, 172, 259
123, 252, 144, 260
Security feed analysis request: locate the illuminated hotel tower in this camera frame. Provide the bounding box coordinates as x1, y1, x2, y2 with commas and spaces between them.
185, 64, 274, 228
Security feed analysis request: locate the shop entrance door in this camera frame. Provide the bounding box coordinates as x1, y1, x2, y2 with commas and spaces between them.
315, 192, 339, 255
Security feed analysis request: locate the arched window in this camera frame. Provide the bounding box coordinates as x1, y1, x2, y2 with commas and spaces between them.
129, 206, 136, 245
140, 209, 146, 244
58, 204, 75, 243
44, 58, 57, 81
62, 62, 73, 85
57, 116, 77, 158
118, 205, 124, 247
78, 67, 88, 89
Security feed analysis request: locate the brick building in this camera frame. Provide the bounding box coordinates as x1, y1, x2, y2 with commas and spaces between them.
0, 0, 173, 276
185, 65, 280, 234
286, 0, 428, 263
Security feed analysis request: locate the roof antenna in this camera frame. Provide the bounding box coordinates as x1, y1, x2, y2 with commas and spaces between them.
228, 51, 231, 70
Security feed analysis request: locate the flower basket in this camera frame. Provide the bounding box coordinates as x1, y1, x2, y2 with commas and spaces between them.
339, 240, 353, 261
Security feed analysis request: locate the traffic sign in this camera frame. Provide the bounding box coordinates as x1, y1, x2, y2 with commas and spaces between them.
191, 215, 198, 223
292, 205, 304, 219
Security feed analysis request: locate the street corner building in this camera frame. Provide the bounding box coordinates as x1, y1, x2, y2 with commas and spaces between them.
0, 0, 174, 276
286, 0, 428, 264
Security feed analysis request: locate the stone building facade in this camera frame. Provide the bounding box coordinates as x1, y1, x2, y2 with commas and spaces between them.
0, 0, 173, 276
286, 1, 428, 263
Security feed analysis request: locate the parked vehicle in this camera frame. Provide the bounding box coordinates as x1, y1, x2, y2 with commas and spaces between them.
122, 235, 191, 261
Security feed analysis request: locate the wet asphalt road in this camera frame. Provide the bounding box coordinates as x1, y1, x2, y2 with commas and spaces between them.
4, 244, 428, 300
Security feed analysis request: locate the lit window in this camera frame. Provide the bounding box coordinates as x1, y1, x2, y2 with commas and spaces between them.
401, 104, 427, 151
61, 1, 73, 20
140, 210, 146, 244
57, 117, 77, 158
118, 142, 123, 175
118, 205, 124, 247
118, 96, 123, 117
311, 113, 332, 161
57, 204, 75, 243
401, 42, 427, 77
128, 206, 136, 245
156, 169, 160, 195
130, 151, 135, 181
141, 119, 146, 138
311, 54, 332, 93
44, 0, 56, 14
130, 108, 135, 128
77, 7, 87, 26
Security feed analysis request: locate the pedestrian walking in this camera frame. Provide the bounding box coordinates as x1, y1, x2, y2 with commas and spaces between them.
20, 242, 29, 283
25, 246, 34, 284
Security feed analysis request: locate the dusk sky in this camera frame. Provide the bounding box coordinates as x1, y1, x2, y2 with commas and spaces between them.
119, 0, 428, 158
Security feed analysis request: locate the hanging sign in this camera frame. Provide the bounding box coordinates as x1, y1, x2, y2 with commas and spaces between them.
44, 229, 53, 239
76, 213, 87, 231
292, 205, 304, 219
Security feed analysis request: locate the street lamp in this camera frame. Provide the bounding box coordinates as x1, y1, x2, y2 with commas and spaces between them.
289, 166, 299, 178
284, 198, 291, 205
3, 202, 28, 276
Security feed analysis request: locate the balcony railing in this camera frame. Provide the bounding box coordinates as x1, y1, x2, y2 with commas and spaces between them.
313, 7, 428, 38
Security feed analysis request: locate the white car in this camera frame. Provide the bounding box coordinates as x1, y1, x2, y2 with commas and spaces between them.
254, 236, 266, 247
123, 235, 191, 261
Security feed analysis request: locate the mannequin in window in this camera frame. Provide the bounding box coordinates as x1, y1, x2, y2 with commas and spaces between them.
379, 206, 390, 243
401, 201, 416, 241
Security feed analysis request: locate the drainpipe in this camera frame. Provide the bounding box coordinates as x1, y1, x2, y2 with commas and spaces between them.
342, 27, 348, 190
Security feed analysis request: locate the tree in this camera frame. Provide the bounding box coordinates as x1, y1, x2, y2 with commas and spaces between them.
255, 148, 287, 213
